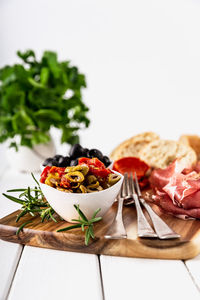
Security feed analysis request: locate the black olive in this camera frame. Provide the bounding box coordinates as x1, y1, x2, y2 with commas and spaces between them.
88, 149, 103, 160
82, 148, 90, 157
52, 157, 61, 166
70, 158, 79, 166
42, 157, 53, 166
58, 156, 71, 167
102, 155, 111, 167
69, 144, 84, 159
54, 154, 63, 160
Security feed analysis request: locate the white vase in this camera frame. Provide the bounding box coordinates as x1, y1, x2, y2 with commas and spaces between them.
6, 137, 56, 172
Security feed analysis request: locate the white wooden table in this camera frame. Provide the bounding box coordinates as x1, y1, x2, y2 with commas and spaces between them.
1, 167, 200, 300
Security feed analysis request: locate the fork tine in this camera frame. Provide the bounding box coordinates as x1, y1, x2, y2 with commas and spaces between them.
121, 173, 128, 198
129, 172, 136, 194
134, 172, 141, 196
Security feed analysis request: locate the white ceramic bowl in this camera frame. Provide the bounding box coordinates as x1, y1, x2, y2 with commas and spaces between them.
40, 170, 123, 222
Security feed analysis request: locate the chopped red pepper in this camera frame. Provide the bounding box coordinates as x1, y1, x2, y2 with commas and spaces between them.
79, 157, 111, 178
113, 157, 149, 179
49, 166, 65, 177
40, 166, 51, 183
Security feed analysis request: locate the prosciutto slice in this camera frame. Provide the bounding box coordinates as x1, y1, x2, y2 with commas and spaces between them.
150, 160, 200, 219
152, 190, 200, 219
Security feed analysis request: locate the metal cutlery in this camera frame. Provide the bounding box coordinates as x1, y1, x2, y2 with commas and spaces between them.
104, 171, 180, 240
133, 173, 180, 239
104, 174, 128, 239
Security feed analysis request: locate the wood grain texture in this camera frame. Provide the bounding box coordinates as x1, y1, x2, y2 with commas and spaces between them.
1, 202, 200, 260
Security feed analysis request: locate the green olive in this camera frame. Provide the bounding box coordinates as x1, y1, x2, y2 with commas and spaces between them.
79, 185, 88, 193
56, 187, 72, 193
108, 173, 121, 185
65, 171, 85, 183
65, 166, 74, 173
87, 185, 103, 193
86, 175, 97, 185
73, 165, 89, 176
65, 165, 89, 176
70, 182, 80, 189
87, 181, 99, 189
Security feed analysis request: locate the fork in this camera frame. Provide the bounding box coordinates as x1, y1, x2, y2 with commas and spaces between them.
132, 173, 180, 239
104, 174, 128, 239
127, 173, 158, 238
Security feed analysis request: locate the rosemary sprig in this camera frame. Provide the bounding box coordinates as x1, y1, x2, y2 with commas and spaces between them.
57, 205, 102, 245
3, 173, 59, 234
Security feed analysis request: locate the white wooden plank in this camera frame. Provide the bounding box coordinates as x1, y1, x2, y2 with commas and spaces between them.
185, 254, 200, 291
0, 170, 36, 300
8, 246, 103, 300
0, 240, 22, 300
100, 255, 200, 300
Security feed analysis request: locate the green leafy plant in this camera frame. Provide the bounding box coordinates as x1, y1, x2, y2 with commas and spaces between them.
57, 205, 102, 245
0, 50, 90, 150
3, 174, 102, 244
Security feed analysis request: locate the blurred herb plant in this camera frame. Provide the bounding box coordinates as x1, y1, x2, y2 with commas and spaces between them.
0, 50, 90, 150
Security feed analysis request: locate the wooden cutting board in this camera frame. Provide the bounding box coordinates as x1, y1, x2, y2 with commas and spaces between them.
1, 202, 200, 260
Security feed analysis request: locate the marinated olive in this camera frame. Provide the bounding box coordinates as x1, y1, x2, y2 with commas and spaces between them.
108, 173, 121, 185
65, 165, 89, 176
52, 155, 63, 166
88, 149, 103, 160
58, 156, 70, 167
79, 185, 88, 193
102, 156, 111, 167
65, 171, 85, 183
87, 181, 100, 189
43, 157, 53, 166
69, 144, 84, 159
70, 158, 79, 166
86, 175, 97, 185
82, 148, 90, 157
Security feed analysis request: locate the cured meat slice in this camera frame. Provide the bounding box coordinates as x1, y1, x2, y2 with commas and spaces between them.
149, 160, 185, 190
150, 160, 200, 218
152, 191, 200, 219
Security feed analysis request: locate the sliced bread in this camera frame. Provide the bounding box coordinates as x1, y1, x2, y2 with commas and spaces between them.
110, 132, 160, 161
179, 135, 200, 160
139, 139, 197, 169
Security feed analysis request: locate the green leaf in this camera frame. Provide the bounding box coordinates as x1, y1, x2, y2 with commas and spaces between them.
31, 173, 40, 187
40, 67, 49, 86
89, 225, 94, 239
89, 217, 102, 224
2, 193, 25, 205
28, 77, 44, 88
17, 50, 35, 64
57, 224, 82, 232
34, 109, 62, 121
6, 188, 27, 192
92, 208, 101, 219
42, 51, 60, 79
16, 220, 33, 236
16, 209, 28, 222
85, 227, 91, 245
74, 204, 88, 222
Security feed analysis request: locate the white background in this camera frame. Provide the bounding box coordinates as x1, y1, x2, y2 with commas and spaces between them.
1, 0, 200, 156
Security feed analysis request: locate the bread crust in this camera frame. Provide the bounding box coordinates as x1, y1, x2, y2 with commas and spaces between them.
110, 132, 160, 161
179, 135, 200, 160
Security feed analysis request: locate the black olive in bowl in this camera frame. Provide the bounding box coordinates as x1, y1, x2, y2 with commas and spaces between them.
88, 149, 103, 161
